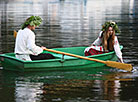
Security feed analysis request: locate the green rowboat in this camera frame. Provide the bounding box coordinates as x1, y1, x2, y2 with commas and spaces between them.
0, 46, 123, 72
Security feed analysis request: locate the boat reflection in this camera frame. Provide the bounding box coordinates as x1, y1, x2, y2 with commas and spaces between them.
0, 66, 133, 101
102, 72, 133, 100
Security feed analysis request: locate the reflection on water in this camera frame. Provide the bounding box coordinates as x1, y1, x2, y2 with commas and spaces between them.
0, 68, 135, 102
0, 0, 138, 102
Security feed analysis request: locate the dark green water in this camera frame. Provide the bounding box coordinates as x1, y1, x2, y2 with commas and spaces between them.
0, 0, 138, 101
1, 68, 137, 102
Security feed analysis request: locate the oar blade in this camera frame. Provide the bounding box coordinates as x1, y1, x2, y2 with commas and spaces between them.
106, 61, 133, 71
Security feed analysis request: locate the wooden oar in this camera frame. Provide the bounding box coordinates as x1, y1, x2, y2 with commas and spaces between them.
44, 48, 133, 72
14, 30, 17, 38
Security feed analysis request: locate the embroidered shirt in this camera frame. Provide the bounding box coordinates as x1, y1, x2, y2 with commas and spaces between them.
92, 31, 123, 59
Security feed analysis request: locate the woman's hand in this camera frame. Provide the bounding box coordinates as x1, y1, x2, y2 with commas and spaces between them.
104, 50, 109, 53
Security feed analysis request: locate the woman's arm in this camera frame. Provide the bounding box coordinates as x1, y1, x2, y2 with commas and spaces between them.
114, 36, 124, 63
91, 31, 103, 46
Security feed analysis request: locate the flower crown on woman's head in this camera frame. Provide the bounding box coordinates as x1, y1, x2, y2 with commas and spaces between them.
101, 21, 120, 33
21, 16, 42, 29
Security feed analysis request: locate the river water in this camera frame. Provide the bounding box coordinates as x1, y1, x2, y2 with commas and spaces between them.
0, 0, 138, 102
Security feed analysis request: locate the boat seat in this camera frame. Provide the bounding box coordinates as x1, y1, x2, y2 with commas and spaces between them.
53, 54, 75, 59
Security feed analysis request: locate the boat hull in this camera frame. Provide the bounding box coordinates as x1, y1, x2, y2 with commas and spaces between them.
0, 46, 121, 72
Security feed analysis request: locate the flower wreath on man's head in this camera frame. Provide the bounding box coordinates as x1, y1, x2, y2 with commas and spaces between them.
21, 16, 42, 29
101, 21, 120, 33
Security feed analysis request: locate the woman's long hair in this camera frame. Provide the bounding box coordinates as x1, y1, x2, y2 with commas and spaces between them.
102, 28, 115, 51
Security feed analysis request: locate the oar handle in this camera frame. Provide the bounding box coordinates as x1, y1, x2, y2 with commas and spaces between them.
44, 48, 106, 64
14, 30, 17, 38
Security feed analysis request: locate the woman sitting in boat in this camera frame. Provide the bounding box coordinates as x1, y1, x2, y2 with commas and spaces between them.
14, 16, 55, 61
84, 21, 124, 63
